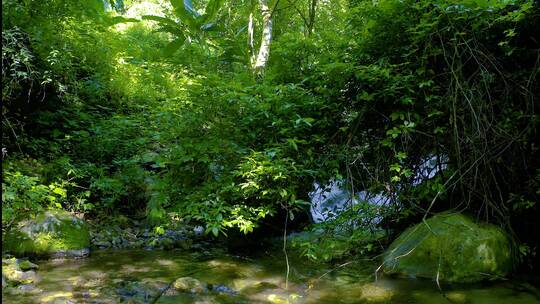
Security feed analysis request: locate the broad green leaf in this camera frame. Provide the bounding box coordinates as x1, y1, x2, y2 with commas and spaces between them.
142, 15, 180, 28
157, 25, 186, 37
107, 16, 140, 26
201, 0, 224, 24
169, 0, 200, 32
163, 37, 186, 56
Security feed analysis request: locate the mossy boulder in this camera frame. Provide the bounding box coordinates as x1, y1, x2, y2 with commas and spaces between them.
382, 212, 513, 283
3, 210, 90, 258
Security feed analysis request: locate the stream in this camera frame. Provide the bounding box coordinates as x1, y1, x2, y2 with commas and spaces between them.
4, 245, 540, 304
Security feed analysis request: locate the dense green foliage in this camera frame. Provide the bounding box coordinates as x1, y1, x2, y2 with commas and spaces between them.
2, 0, 539, 269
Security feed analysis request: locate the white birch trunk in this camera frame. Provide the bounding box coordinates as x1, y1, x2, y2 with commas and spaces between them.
248, 12, 255, 66
253, 0, 272, 73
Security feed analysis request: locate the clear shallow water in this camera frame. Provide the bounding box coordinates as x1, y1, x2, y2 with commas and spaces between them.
3, 247, 540, 304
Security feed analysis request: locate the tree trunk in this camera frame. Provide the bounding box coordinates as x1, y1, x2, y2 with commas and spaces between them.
248, 12, 255, 66
307, 0, 317, 36
253, 0, 273, 73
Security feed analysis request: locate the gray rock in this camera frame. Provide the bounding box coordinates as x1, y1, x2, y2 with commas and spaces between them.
51, 248, 90, 259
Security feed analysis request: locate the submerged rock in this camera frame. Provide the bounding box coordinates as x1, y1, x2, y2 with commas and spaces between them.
210, 284, 237, 295
3, 210, 90, 258
358, 283, 394, 303
114, 279, 169, 303
241, 281, 280, 295
172, 277, 208, 294
6, 283, 42, 295
445, 291, 468, 303
266, 293, 301, 303
382, 212, 513, 282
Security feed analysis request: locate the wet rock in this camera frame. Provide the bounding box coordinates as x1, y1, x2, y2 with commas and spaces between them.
2, 257, 17, 266
87, 217, 201, 251
2, 268, 39, 285
51, 248, 90, 259
382, 212, 513, 283
266, 293, 302, 303
241, 281, 280, 295
172, 277, 207, 294
211, 284, 237, 295
18, 260, 39, 271
114, 279, 169, 304
8, 283, 43, 295
2, 258, 41, 286
50, 297, 76, 304
358, 283, 394, 303
2, 258, 20, 273
72, 290, 92, 299
4, 210, 91, 258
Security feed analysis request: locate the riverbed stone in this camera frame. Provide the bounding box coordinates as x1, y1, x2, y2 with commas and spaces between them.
2, 267, 38, 285
108, 278, 169, 303
8, 283, 43, 295
358, 283, 394, 303
382, 212, 513, 282
211, 284, 237, 295
173, 277, 207, 293
3, 210, 91, 258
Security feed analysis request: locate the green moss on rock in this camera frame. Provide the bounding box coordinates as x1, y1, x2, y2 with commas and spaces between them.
382, 212, 513, 283
17, 260, 38, 271
3, 210, 90, 258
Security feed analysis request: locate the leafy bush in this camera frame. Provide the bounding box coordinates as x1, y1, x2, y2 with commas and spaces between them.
1, 0, 538, 270
2, 170, 66, 226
